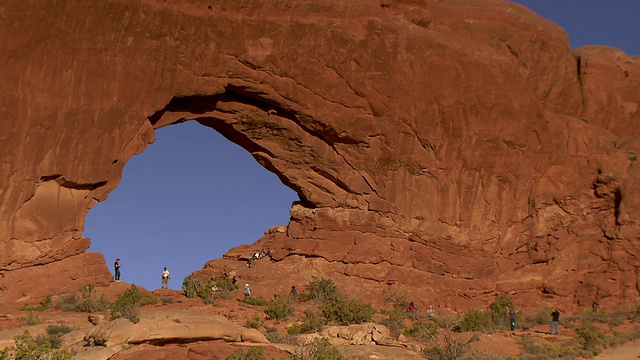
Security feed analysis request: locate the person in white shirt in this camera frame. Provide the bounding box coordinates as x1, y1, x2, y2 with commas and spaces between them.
161, 267, 170, 289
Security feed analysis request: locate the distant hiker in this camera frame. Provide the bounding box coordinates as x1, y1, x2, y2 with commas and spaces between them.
247, 251, 260, 267
407, 302, 417, 313
161, 267, 170, 289
114, 259, 121, 282
507, 307, 518, 331
244, 283, 251, 297
427, 305, 435, 318
592, 301, 599, 313
290, 285, 298, 300
550, 309, 560, 335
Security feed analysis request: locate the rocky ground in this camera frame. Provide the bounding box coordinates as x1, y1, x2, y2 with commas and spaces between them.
1, 281, 638, 359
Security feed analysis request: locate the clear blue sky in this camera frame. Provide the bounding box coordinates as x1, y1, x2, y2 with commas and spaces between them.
84, 1, 639, 291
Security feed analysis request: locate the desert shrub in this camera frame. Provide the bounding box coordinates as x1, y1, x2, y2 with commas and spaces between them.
489, 295, 514, 330
20, 313, 41, 326
518, 335, 596, 359
300, 277, 340, 304
265, 296, 294, 320
182, 275, 215, 299
109, 284, 156, 321
520, 308, 552, 330
161, 296, 174, 304
459, 309, 492, 332
575, 322, 603, 350
266, 327, 294, 344
379, 310, 405, 339
404, 317, 438, 342
320, 296, 374, 326
19, 296, 52, 312
225, 346, 266, 360
34, 324, 73, 349
632, 304, 640, 322
383, 289, 411, 311
581, 308, 611, 324
423, 317, 478, 360
288, 317, 324, 335
246, 316, 264, 329
243, 296, 268, 306
212, 275, 239, 292
0, 330, 72, 360
56, 294, 79, 312
74, 284, 110, 313
291, 337, 345, 360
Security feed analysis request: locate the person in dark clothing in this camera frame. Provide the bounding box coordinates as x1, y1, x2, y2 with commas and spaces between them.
114, 259, 121, 282
550, 309, 560, 335
507, 307, 518, 331
290, 285, 298, 300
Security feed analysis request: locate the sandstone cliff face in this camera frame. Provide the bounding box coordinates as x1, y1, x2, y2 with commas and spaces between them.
1, 0, 638, 309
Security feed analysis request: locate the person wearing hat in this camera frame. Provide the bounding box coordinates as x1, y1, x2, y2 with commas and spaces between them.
244, 283, 251, 297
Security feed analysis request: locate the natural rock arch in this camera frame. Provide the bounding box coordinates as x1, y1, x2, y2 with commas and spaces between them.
1, 0, 639, 309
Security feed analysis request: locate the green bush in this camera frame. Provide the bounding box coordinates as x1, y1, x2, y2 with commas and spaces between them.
33, 324, 74, 350
161, 296, 174, 304
225, 346, 266, 360
404, 318, 438, 342
291, 337, 345, 360
182, 275, 215, 299
265, 296, 294, 320
576, 322, 603, 350
520, 308, 551, 330
245, 316, 264, 329
20, 313, 41, 326
243, 296, 269, 306
288, 315, 324, 335
212, 275, 240, 292
109, 284, 156, 321
379, 310, 405, 339
489, 295, 514, 330
19, 296, 52, 312
300, 277, 340, 304
383, 289, 411, 311
0, 330, 72, 360
72, 284, 110, 313
459, 309, 492, 332
320, 296, 374, 326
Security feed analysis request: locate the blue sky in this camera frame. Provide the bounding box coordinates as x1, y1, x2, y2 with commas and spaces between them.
84, 1, 639, 291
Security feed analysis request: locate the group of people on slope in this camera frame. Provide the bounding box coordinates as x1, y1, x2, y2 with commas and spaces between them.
112, 259, 171, 289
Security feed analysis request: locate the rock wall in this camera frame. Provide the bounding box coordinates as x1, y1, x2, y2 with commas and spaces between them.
1, 0, 639, 308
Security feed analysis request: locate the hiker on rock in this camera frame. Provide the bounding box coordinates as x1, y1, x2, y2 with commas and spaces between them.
114, 259, 121, 282
507, 307, 518, 331
161, 267, 170, 289
244, 283, 251, 297
550, 308, 560, 335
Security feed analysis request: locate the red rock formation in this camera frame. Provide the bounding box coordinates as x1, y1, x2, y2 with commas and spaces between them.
1, 0, 638, 310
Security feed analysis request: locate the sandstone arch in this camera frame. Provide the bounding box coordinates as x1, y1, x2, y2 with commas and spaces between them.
1, 0, 639, 309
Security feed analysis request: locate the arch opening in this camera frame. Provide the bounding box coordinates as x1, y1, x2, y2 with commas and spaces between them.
84, 120, 299, 290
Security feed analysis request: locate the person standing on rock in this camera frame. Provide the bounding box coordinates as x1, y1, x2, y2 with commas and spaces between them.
507, 307, 518, 331
114, 259, 121, 282
244, 283, 251, 297
550, 308, 560, 335
161, 267, 170, 289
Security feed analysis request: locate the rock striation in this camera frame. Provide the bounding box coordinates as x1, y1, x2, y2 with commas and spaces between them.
1, 0, 639, 310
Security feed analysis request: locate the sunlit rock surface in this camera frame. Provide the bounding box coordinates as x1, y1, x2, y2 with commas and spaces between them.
1, 0, 639, 310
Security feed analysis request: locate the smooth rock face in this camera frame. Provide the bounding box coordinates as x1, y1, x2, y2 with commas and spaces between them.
1, 0, 639, 309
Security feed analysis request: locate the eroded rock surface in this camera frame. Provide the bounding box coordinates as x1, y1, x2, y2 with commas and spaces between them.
1, 0, 639, 310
